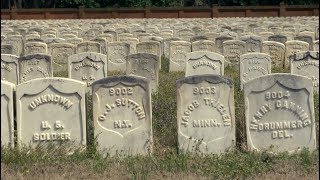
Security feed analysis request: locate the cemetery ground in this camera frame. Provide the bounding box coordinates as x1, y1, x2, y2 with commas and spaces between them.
1, 57, 319, 179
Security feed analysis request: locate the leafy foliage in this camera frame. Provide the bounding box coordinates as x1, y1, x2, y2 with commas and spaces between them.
1, 0, 318, 9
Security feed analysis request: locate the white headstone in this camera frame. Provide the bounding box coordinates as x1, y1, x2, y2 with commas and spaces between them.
126, 53, 159, 93
1, 54, 19, 84
77, 41, 101, 53
185, 51, 224, 77
244, 74, 316, 153
240, 53, 271, 89
92, 76, 153, 156
1, 80, 15, 147
18, 54, 53, 83
285, 40, 309, 68
68, 52, 107, 93
262, 41, 285, 68
50, 43, 76, 74
291, 51, 319, 94
16, 78, 87, 149
107, 42, 130, 72
169, 41, 191, 72
177, 75, 235, 154
222, 40, 246, 66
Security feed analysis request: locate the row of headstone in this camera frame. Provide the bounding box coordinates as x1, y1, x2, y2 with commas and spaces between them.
2, 51, 318, 93
1, 18, 318, 43
2, 40, 318, 73
1, 52, 160, 93
1, 73, 316, 155
2, 35, 317, 65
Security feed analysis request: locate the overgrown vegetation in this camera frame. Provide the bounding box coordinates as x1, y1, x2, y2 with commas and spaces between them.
1, 57, 319, 179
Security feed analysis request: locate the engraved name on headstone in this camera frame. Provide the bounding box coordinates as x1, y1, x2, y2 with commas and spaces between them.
185, 51, 224, 77
93, 76, 153, 156
291, 51, 319, 94
18, 54, 53, 83
285, 40, 309, 68
177, 75, 235, 154
262, 41, 285, 68
68, 52, 107, 93
169, 41, 191, 72
107, 42, 130, 72
16, 78, 87, 149
126, 53, 159, 93
223, 40, 246, 66
244, 74, 316, 153
240, 53, 271, 89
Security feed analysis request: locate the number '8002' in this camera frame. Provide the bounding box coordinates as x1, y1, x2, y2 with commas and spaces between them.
109, 87, 133, 96
193, 87, 216, 95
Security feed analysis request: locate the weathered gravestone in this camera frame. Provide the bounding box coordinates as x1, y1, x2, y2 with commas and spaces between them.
91, 38, 108, 55
259, 32, 274, 41
126, 53, 159, 93
169, 41, 191, 72
2, 36, 23, 56
118, 33, 134, 41
77, 41, 101, 53
220, 31, 238, 40
291, 51, 319, 94
68, 52, 107, 93
44, 38, 65, 46
92, 76, 153, 156
49, 43, 76, 74
240, 35, 262, 53
240, 53, 271, 90
1, 80, 15, 147
1, 44, 13, 54
262, 41, 285, 68
190, 35, 208, 43
285, 40, 309, 68
136, 41, 161, 69
163, 37, 181, 59
215, 36, 233, 54
244, 74, 316, 153
18, 54, 53, 84
177, 75, 235, 154
222, 40, 246, 66
185, 51, 224, 77
24, 42, 47, 55
179, 32, 194, 42
67, 37, 83, 45
103, 30, 118, 41
204, 32, 219, 42
268, 35, 287, 44
192, 40, 216, 52
123, 37, 139, 55
16, 78, 87, 149
107, 42, 130, 72
294, 35, 314, 50
1, 54, 19, 84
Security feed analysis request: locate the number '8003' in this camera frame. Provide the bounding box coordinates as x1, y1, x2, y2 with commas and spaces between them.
109, 87, 133, 96
193, 87, 216, 95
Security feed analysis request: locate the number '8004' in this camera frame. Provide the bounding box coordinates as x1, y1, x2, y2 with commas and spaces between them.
193, 86, 216, 95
